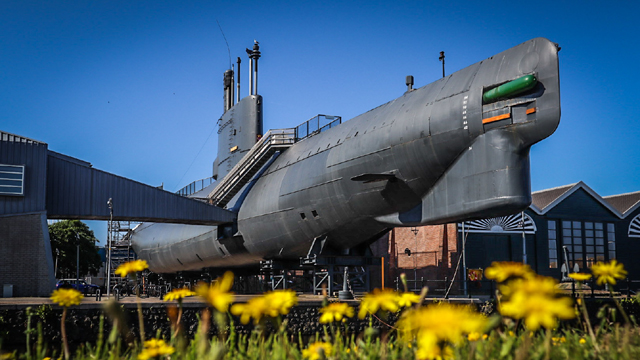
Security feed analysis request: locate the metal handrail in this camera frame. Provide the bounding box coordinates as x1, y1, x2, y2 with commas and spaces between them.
207, 129, 296, 206
176, 176, 215, 197
294, 114, 341, 141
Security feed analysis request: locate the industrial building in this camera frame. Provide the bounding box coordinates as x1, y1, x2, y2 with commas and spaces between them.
380, 181, 640, 294
0, 130, 235, 296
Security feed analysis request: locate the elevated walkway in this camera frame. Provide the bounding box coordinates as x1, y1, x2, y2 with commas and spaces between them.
207, 129, 295, 207
45, 151, 236, 225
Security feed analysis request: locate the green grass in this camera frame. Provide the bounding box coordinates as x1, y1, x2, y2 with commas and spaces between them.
3, 300, 640, 360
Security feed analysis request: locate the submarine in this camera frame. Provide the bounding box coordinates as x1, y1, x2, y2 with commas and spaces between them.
131, 38, 561, 273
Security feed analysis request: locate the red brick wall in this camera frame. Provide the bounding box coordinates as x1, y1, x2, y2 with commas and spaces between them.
372, 224, 460, 289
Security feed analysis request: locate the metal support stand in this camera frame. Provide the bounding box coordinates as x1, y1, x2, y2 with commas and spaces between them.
338, 266, 353, 300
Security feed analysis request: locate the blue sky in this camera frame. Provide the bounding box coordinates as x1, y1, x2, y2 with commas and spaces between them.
2, 1, 639, 243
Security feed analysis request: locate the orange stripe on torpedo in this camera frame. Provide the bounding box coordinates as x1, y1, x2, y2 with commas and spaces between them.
482, 113, 511, 124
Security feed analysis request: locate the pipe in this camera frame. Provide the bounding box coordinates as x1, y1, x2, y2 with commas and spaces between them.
246, 42, 261, 96
236, 57, 241, 103
253, 42, 260, 95
223, 69, 233, 112
254, 54, 258, 95
246, 48, 253, 95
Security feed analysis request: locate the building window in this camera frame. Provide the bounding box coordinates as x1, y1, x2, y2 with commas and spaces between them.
562, 221, 584, 271
560, 220, 610, 271
0, 164, 25, 196
548, 220, 557, 268
608, 223, 616, 260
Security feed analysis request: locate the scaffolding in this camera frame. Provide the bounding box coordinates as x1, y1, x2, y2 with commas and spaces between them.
107, 220, 139, 290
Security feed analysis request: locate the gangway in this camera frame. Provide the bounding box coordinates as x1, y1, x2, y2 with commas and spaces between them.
207, 129, 295, 207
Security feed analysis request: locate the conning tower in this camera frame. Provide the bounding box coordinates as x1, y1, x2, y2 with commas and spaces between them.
213, 41, 263, 181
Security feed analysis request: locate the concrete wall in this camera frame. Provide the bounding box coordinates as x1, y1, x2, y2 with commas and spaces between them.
0, 212, 55, 296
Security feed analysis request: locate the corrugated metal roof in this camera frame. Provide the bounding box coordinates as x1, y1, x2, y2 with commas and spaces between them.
604, 191, 640, 215
531, 183, 577, 211
0, 131, 47, 145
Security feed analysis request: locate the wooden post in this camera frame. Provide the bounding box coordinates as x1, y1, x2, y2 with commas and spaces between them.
381, 257, 385, 289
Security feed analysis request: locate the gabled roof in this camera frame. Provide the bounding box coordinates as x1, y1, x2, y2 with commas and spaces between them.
531, 183, 576, 211
530, 181, 623, 218
603, 191, 640, 218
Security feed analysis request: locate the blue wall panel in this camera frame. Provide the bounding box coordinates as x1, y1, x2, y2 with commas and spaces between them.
0, 132, 48, 215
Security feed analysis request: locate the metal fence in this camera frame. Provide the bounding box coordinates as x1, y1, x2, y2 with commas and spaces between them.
295, 114, 341, 141
176, 177, 215, 197
393, 277, 640, 299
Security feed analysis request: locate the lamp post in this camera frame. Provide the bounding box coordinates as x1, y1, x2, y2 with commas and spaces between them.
462, 222, 468, 296
54, 248, 59, 279
107, 198, 113, 297
76, 233, 80, 290
411, 227, 419, 289
439, 51, 445, 78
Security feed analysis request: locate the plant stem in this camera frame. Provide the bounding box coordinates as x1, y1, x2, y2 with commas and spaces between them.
610, 287, 632, 325
61, 307, 69, 360
576, 283, 600, 354
544, 328, 551, 360
135, 277, 145, 342
26, 307, 32, 359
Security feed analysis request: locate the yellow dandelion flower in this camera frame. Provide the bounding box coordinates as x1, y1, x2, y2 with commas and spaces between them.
230, 290, 297, 324
482, 334, 488, 340
262, 289, 298, 317
415, 332, 438, 360
551, 336, 566, 346
163, 287, 196, 301
397, 303, 486, 345
591, 260, 627, 285
137, 338, 175, 360
498, 275, 558, 298
319, 302, 354, 323
114, 259, 149, 278
468, 332, 481, 341
415, 332, 454, 360
50, 288, 83, 307
397, 292, 421, 308
302, 341, 333, 360
568, 273, 592, 282
485, 261, 535, 283
499, 292, 574, 331
231, 296, 268, 324
195, 271, 235, 312
357, 288, 401, 319
579, 338, 587, 344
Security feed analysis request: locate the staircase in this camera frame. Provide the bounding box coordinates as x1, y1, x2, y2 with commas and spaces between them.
207, 129, 295, 207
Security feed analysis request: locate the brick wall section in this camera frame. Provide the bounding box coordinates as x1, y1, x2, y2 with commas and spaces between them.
385, 224, 459, 284
0, 213, 55, 296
